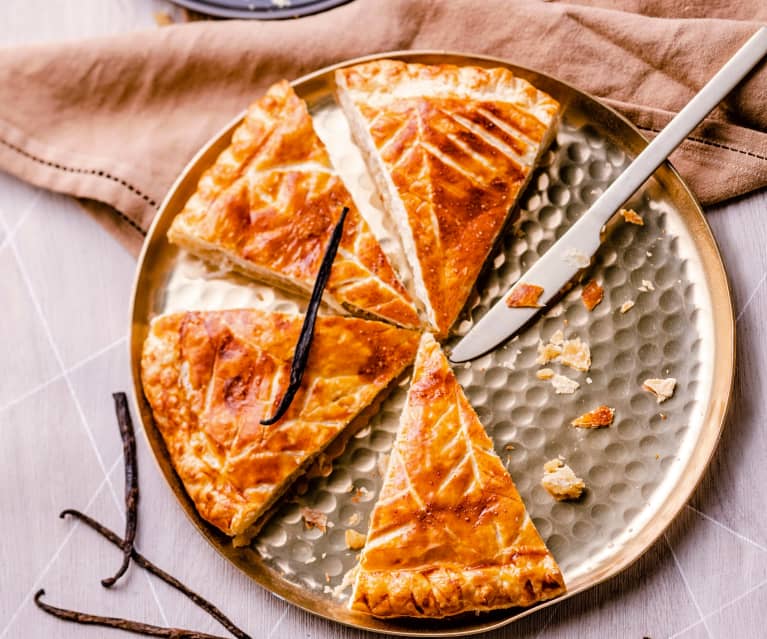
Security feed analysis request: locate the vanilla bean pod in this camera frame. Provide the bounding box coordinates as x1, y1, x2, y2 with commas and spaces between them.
261, 205, 349, 425
60, 509, 251, 639
102, 392, 138, 587
34, 590, 227, 639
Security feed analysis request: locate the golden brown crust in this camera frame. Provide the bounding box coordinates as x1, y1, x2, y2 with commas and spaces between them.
581, 280, 604, 311
571, 405, 615, 428
140, 309, 420, 537
620, 208, 644, 226
168, 80, 420, 329
350, 333, 565, 618
506, 283, 544, 308
336, 61, 560, 335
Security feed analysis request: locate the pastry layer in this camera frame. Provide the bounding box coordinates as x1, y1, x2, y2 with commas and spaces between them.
168, 80, 420, 329
350, 333, 565, 617
336, 60, 560, 335
141, 309, 420, 537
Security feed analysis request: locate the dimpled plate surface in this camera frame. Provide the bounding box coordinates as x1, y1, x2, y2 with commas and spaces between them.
129, 52, 734, 637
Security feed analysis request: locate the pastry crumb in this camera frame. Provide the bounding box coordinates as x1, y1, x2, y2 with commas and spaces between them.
504, 442, 515, 451
564, 248, 591, 268
638, 279, 656, 293
660, 413, 667, 421
586, 376, 593, 384
620, 208, 644, 225
536, 368, 555, 380
581, 280, 604, 311
153, 10, 174, 26
572, 405, 614, 428
542, 459, 585, 501
506, 283, 544, 308
551, 373, 580, 394
351, 486, 370, 503
560, 337, 591, 372
537, 331, 590, 372
619, 300, 635, 313
301, 507, 328, 533
345, 529, 367, 550
537, 340, 562, 365
332, 565, 359, 598
643, 378, 677, 403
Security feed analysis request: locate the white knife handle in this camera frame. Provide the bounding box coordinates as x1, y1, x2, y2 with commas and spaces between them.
582, 26, 767, 237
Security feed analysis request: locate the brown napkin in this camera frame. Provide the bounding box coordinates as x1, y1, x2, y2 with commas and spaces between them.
0, 0, 765, 251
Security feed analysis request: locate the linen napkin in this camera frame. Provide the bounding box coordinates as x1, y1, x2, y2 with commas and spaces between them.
0, 0, 764, 251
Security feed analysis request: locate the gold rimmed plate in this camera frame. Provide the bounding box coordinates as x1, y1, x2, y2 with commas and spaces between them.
129, 51, 734, 636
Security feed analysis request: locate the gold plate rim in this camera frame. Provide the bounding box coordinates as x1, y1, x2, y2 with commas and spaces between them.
128, 50, 735, 637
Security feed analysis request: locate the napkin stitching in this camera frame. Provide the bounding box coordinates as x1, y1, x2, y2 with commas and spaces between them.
0, 136, 152, 235
636, 124, 767, 162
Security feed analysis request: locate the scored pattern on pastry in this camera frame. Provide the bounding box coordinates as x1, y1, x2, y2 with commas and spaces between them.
350, 333, 565, 618
141, 309, 420, 540
168, 80, 421, 329
336, 60, 560, 336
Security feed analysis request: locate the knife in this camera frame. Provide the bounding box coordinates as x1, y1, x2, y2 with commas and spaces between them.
450, 26, 767, 364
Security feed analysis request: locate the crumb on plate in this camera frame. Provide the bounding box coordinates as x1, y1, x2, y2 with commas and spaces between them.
643, 378, 677, 403
620, 208, 644, 225
301, 507, 328, 532
572, 405, 615, 428
542, 458, 585, 501
619, 300, 635, 313
560, 336, 591, 372
551, 373, 580, 394
537, 340, 562, 365
345, 529, 367, 550
581, 280, 604, 311
536, 368, 555, 380
333, 565, 359, 598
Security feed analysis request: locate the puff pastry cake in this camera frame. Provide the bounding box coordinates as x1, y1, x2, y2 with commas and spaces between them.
350, 333, 565, 618
168, 80, 420, 330
141, 309, 420, 543
336, 60, 560, 335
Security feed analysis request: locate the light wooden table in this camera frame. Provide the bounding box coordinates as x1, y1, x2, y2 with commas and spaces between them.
1, 3, 765, 638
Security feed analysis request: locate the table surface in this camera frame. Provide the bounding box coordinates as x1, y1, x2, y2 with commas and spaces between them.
1, 3, 766, 638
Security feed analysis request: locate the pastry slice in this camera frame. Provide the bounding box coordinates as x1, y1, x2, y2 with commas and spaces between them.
350, 333, 565, 618
141, 309, 420, 544
336, 60, 560, 335
168, 81, 420, 329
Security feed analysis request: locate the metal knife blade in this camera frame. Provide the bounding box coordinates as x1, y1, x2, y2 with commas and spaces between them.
450, 26, 767, 363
